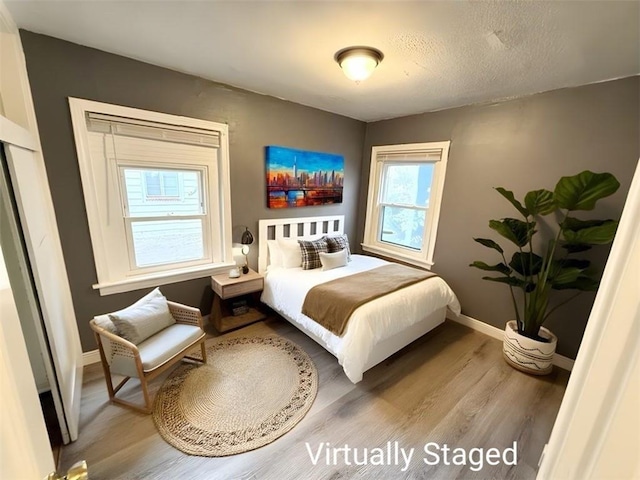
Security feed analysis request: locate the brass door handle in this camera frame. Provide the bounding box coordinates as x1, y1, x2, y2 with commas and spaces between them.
47, 460, 88, 480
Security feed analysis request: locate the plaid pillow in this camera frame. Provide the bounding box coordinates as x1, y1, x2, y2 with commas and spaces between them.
325, 234, 351, 261
298, 238, 328, 270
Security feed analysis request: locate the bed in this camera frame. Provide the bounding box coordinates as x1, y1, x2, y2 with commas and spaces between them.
258, 215, 461, 383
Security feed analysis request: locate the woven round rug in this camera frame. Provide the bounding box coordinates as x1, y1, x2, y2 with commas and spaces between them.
153, 336, 317, 456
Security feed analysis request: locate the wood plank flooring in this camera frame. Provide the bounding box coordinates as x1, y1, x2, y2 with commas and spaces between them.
59, 318, 569, 480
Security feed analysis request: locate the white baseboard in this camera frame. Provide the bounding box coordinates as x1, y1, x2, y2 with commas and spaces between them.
82, 349, 101, 366
82, 313, 212, 367
448, 313, 575, 371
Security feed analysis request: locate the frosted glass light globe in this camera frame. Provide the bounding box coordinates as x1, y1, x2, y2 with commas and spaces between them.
340, 54, 379, 82
335, 47, 383, 83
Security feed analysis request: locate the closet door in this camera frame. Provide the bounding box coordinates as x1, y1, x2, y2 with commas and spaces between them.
3, 140, 82, 442
0, 152, 55, 480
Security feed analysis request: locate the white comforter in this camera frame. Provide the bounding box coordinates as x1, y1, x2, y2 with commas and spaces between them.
261, 255, 461, 382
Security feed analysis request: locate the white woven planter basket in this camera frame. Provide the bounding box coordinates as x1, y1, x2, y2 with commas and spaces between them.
503, 320, 557, 375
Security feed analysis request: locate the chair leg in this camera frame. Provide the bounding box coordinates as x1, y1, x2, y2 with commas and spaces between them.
134, 358, 152, 414
139, 378, 152, 414
94, 332, 116, 401
200, 341, 207, 363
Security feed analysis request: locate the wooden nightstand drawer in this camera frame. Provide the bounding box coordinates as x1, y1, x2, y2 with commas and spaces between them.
217, 277, 263, 298
211, 269, 264, 299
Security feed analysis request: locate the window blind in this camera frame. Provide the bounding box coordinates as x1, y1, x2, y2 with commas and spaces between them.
376, 150, 442, 162
86, 112, 220, 148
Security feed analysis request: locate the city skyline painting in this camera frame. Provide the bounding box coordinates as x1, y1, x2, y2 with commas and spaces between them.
266, 146, 344, 208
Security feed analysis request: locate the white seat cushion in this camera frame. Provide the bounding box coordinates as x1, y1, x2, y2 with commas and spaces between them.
109, 324, 204, 377
138, 324, 204, 372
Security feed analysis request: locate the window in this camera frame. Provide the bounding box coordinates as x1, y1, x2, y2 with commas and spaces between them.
143, 170, 181, 199
69, 98, 234, 295
362, 141, 450, 268
122, 167, 205, 268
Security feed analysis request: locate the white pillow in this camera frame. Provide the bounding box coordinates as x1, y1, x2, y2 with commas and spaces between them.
94, 287, 164, 334
319, 249, 348, 271
109, 288, 175, 344
278, 238, 302, 268
267, 240, 283, 268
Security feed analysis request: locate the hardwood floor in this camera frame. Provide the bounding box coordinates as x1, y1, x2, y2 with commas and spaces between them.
59, 318, 569, 479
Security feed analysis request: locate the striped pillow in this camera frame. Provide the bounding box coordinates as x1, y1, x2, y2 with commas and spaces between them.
298, 238, 328, 270
325, 234, 351, 261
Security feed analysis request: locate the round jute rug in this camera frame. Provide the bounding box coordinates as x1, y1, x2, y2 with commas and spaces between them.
153, 336, 317, 456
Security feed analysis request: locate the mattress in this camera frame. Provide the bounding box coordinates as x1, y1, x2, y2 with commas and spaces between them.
261, 254, 461, 382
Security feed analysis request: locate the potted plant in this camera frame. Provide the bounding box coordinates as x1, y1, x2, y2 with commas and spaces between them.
471, 170, 620, 374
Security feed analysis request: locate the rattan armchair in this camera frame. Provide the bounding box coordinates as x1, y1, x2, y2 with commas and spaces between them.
90, 301, 207, 414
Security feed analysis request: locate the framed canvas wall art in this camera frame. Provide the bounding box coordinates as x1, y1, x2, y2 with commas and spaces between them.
266, 146, 344, 208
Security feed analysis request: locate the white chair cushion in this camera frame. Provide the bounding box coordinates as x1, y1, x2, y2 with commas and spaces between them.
93, 314, 118, 335
110, 324, 204, 377
109, 289, 176, 344
93, 287, 165, 338
138, 324, 204, 372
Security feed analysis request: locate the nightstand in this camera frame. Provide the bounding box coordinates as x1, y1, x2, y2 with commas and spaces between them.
210, 268, 266, 332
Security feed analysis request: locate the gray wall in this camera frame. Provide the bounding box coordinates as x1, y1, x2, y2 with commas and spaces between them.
20, 31, 366, 351
19, 29, 639, 359
360, 76, 640, 358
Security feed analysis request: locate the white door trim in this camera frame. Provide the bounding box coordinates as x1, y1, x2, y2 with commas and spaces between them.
0, 116, 37, 151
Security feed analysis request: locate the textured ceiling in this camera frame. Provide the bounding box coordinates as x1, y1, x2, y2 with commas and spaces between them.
6, 1, 640, 122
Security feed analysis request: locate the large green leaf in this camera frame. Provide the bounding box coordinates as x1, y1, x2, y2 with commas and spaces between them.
524, 189, 556, 216
489, 218, 535, 247
554, 171, 620, 211
562, 243, 592, 254
482, 276, 527, 289
509, 252, 543, 276
552, 276, 600, 291
559, 258, 591, 270
563, 220, 618, 245
495, 187, 529, 217
470, 261, 511, 275
550, 267, 583, 286
563, 217, 610, 232
473, 238, 504, 254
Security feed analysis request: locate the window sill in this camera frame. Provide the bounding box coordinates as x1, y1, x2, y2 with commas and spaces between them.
92, 261, 236, 296
361, 243, 434, 270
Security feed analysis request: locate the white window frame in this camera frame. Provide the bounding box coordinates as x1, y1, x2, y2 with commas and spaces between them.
362, 141, 450, 269
69, 98, 234, 295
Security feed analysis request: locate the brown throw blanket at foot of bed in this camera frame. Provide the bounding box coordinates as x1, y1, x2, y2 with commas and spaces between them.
301, 264, 438, 336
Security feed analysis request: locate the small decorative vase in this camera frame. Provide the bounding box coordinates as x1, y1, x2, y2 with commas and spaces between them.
503, 320, 557, 375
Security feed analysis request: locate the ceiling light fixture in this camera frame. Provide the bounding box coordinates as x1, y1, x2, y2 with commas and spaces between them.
334, 46, 384, 83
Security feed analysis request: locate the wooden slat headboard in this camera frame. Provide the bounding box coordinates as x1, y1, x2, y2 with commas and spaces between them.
258, 215, 345, 273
